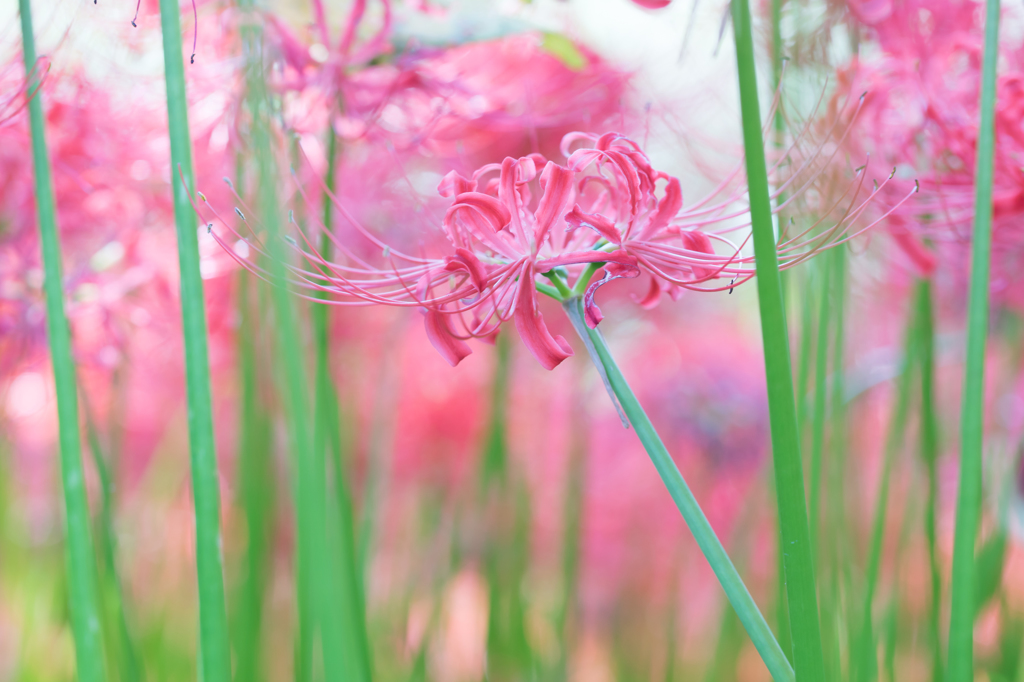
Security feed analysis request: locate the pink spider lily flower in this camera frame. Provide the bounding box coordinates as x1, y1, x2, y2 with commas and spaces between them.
196, 114, 913, 370
837, 0, 1024, 300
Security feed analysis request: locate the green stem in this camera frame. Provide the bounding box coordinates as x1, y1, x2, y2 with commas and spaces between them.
233, 269, 274, 682
18, 3, 107, 680
563, 298, 794, 682
948, 0, 1000, 678
314, 129, 373, 681
157, 0, 232, 677
855, 296, 918, 682
82, 398, 142, 682
916, 279, 943, 682
808, 258, 832, 558
731, 0, 825, 678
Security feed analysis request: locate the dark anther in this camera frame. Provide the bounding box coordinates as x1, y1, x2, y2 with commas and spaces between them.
873, 179, 879, 191
729, 278, 736, 294
131, 21, 136, 27
190, 54, 195, 64
235, 207, 245, 221
206, 223, 213, 234
915, 179, 920, 192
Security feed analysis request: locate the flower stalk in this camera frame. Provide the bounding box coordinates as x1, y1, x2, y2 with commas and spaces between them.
18, 1, 107, 679
948, 0, 1001, 678
157, 0, 231, 678
730, 0, 826, 678
562, 295, 794, 682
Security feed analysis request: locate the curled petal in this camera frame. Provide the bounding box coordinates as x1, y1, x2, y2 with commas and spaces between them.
565, 204, 621, 244
444, 247, 489, 293
634, 275, 662, 309
583, 257, 641, 328
640, 176, 682, 240
424, 309, 473, 367
438, 170, 475, 198
560, 131, 599, 158
534, 162, 576, 245
514, 263, 573, 370
679, 230, 717, 280
444, 192, 513, 254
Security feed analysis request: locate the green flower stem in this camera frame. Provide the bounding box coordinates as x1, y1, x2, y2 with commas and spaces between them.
18, 2, 107, 680
916, 278, 943, 682
731, 0, 825, 678
948, 0, 1001, 678
233, 269, 275, 682
808, 258, 832, 557
855, 297, 919, 682
157, 0, 232, 677
563, 297, 794, 682
313, 129, 373, 681
82, 398, 142, 682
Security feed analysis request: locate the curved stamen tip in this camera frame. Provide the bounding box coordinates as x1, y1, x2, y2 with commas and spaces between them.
860, 91, 868, 100
284, 235, 297, 246
889, 167, 897, 179
873, 179, 879, 191
855, 164, 866, 173
131, 21, 136, 27
191, 54, 195, 64
206, 223, 213, 234
383, 246, 391, 258
288, 209, 295, 224
729, 278, 736, 294
223, 177, 234, 189
197, 191, 207, 202
914, 179, 920, 192
235, 207, 245, 221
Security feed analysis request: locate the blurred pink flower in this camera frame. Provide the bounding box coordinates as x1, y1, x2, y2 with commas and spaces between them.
839, 0, 1024, 303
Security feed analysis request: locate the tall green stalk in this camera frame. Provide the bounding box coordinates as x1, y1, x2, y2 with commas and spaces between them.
562, 298, 793, 682
808, 259, 832, 557
232, 269, 275, 682
157, 0, 232, 678
855, 298, 918, 682
19, 2, 107, 680
731, 0, 825, 678
313, 129, 373, 681
948, 0, 1000, 678
83, 400, 142, 682
916, 278, 943, 682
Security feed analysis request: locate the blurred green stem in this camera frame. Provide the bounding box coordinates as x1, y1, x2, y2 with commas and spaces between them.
808, 258, 831, 557
916, 278, 943, 682
82, 398, 142, 682
855, 295, 918, 682
233, 268, 275, 682
313, 128, 373, 681
731, 0, 825, 678
157, 0, 232, 676
563, 297, 794, 682
948, 0, 1000, 679
19, 2, 107, 680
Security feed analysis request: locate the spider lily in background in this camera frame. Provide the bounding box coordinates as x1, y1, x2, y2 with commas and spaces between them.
198, 118, 913, 370
839, 0, 1024, 298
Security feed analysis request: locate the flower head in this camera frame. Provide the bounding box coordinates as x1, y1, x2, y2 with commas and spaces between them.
199, 117, 911, 370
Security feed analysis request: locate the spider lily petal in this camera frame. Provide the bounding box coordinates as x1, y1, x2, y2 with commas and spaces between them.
513, 262, 574, 369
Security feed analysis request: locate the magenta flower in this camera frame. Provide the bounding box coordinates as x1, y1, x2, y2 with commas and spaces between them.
198, 123, 910, 370
837, 0, 1024, 302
